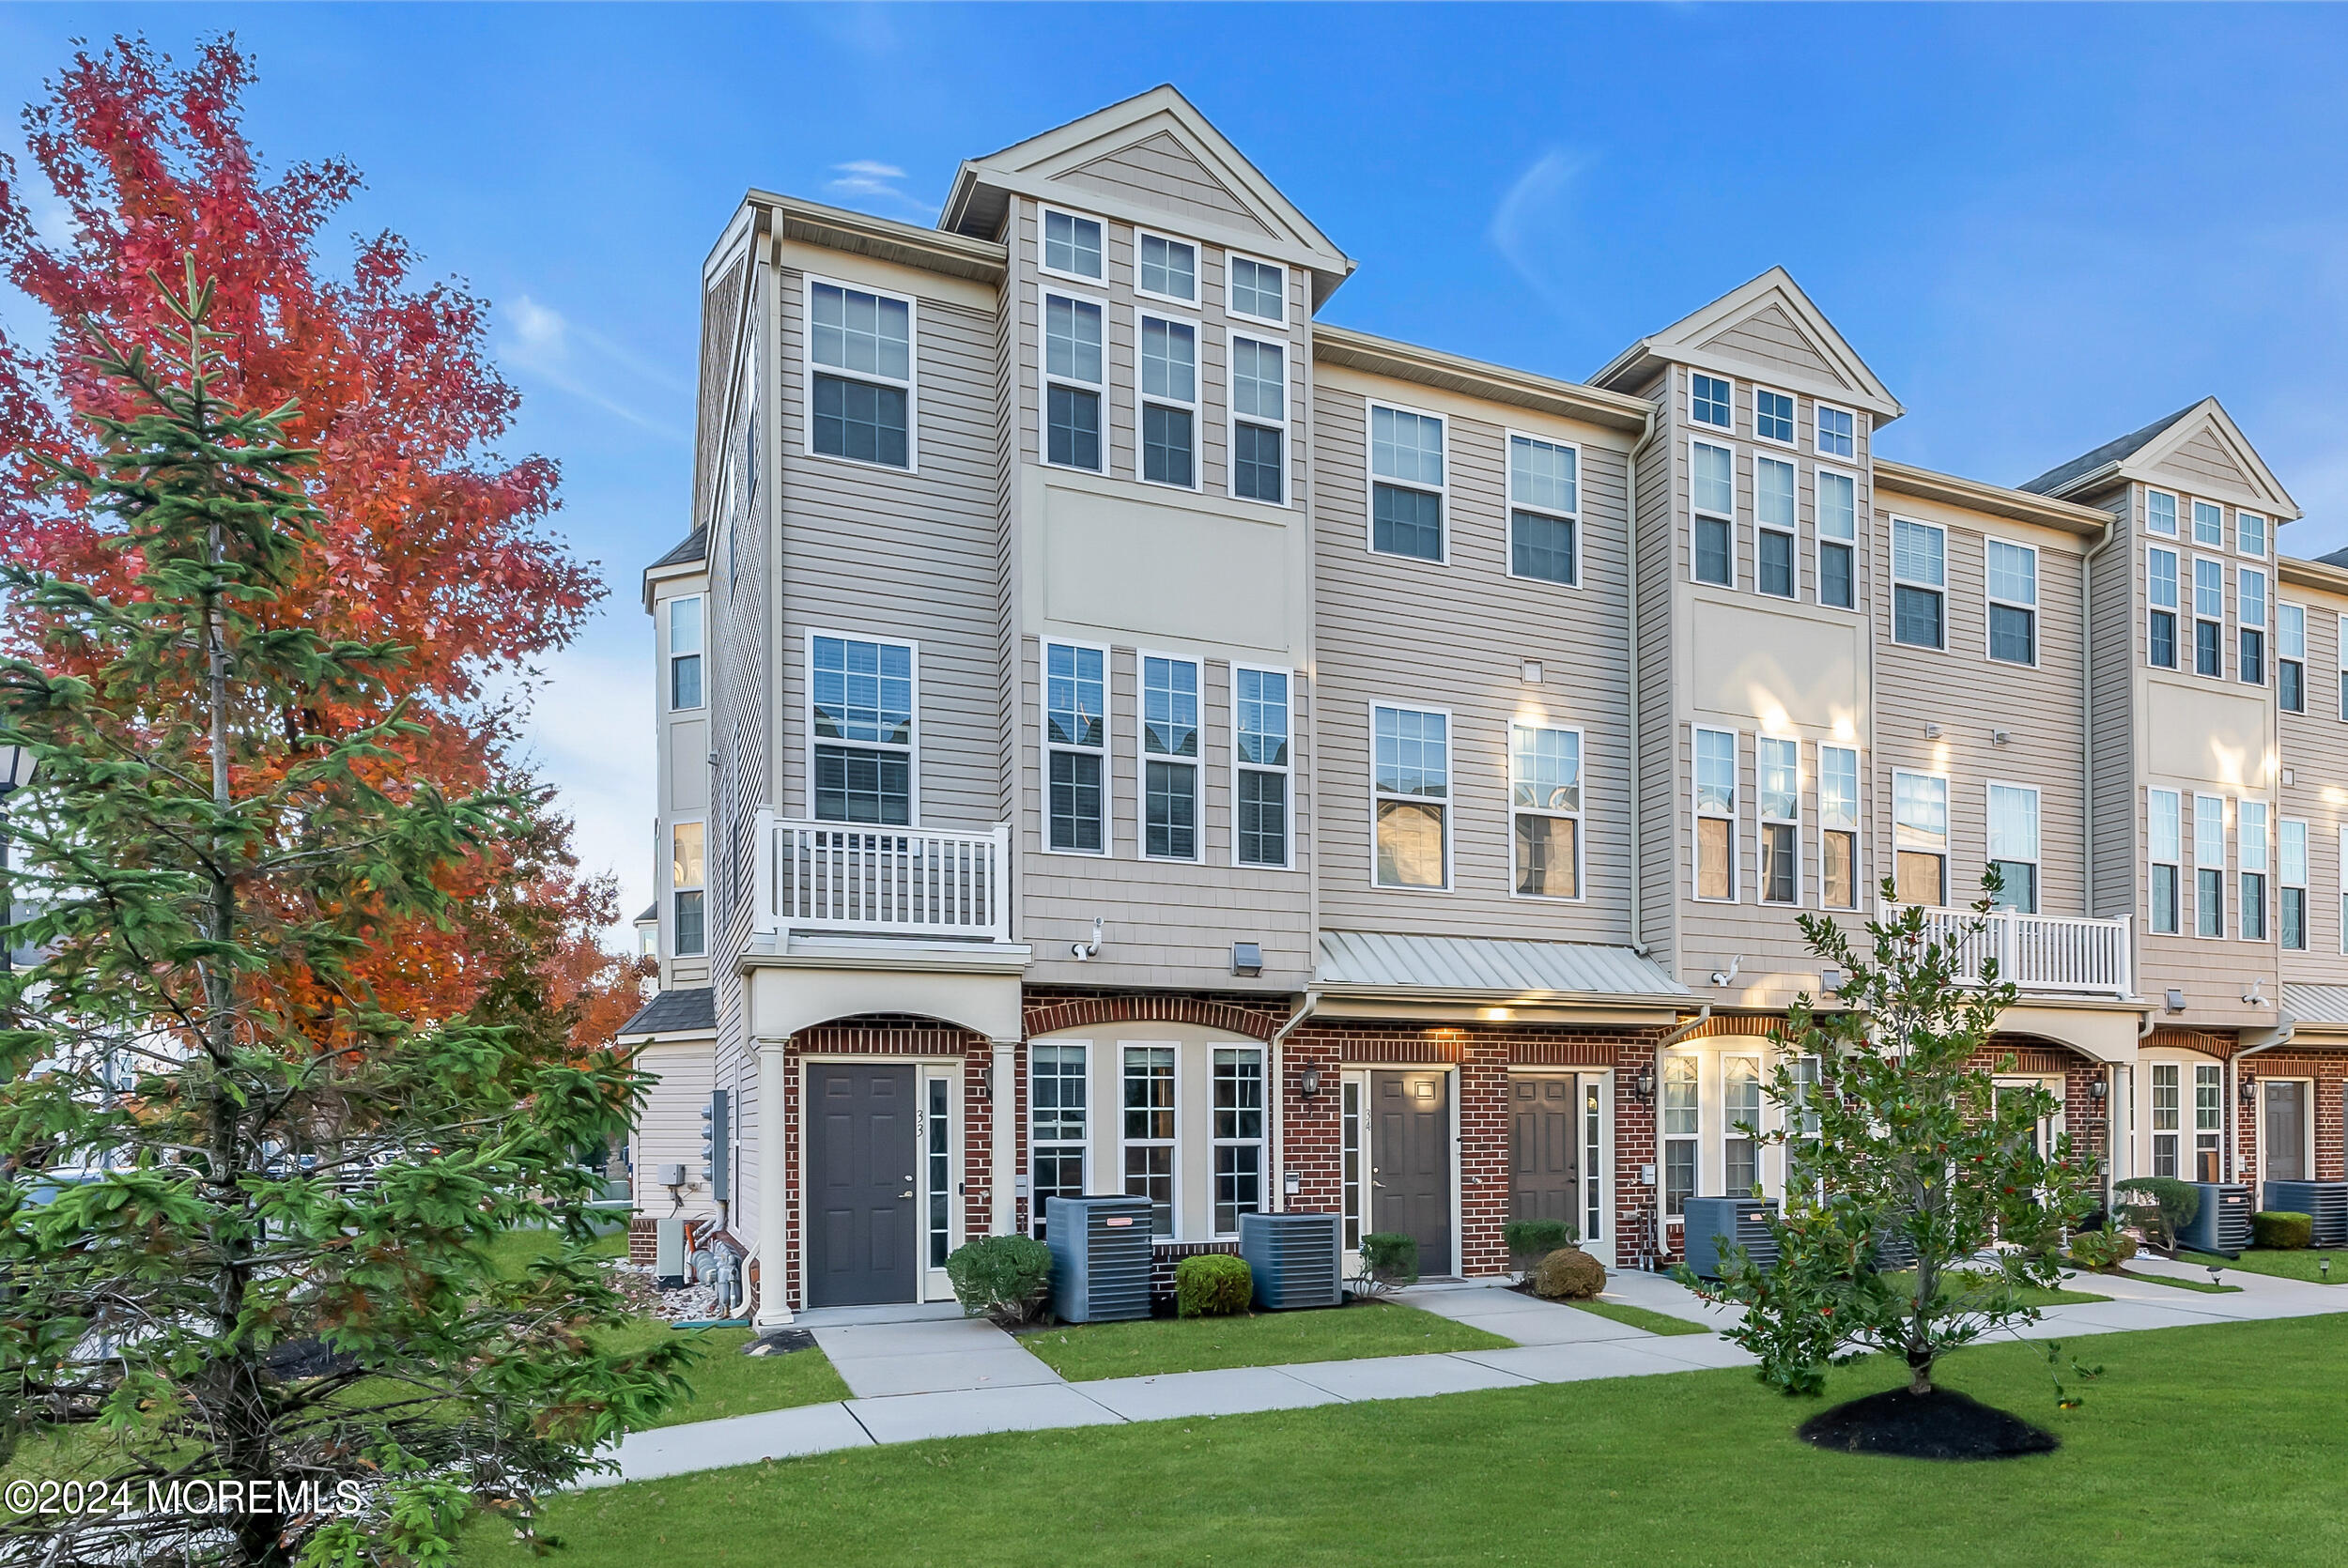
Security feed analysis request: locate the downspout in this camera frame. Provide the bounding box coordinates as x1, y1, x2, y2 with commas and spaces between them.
1656, 1003, 1714, 1050
1624, 407, 1662, 957
1271, 989, 1322, 1219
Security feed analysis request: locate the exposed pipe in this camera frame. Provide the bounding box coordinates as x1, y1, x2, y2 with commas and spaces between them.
1656, 1004, 1714, 1050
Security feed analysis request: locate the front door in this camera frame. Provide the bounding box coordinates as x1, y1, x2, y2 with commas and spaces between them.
1509, 1074, 1579, 1235
1372, 1069, 1453, 1276
807, 1063, 919, 1308
2264, 1080, 2309, 1182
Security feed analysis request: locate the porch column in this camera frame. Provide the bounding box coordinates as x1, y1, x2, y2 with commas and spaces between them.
753, 1037, 794, 1328
990, 1038, 1018, 1236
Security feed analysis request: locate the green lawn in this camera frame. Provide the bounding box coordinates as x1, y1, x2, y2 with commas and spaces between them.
2184, 1248, 2347, 1284
1877, 1269, 2109, 1308
1563, 1297, 1710, 1336
595, 1320, 850, 1427
2108, 1266, 2241, 1293
1018, 1301, 1508, 1381
470, 1315, 2348, 1567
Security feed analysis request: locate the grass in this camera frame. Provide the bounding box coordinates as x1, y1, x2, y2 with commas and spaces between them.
1562, 1297, 1710, 1336
2184, 1248, 2347, 1284
595, 1320, 851, 1427
2107, 1266, 2242, 1293
1018, 1300, 1508, 1380
465, 1314, 2348, 1568
1876, 1269, 2109, 1308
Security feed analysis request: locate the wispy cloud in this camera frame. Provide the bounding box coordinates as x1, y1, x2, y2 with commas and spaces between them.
826, 159, 934, 223
500, 295, 688, 442
1489, 147, 1605, 331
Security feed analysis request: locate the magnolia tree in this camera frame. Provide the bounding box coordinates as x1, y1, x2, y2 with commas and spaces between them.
1678, 883, 2102, 1399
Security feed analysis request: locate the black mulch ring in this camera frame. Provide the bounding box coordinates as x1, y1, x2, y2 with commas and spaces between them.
263, 1338, 361, 1380
1797, 1387, 2060, 1461
742, 1328, 816, 1356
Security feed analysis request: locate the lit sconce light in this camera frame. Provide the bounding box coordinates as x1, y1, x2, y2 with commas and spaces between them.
1632, 1065, 1656, 1104
2239, 1075, 2258, 1107
2088, 1077, 2109, 1105
1298, 1066, 1323, 1100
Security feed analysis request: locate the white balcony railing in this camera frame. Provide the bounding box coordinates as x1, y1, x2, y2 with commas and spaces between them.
1883, 904, 2132, 999
757, 811, 1012, 943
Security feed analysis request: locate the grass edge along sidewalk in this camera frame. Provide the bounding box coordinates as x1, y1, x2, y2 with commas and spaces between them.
1018, 1299, 1509, 1381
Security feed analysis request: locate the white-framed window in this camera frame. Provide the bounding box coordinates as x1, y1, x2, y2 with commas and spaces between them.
1816, 467, 1858, 609
1691, 438, 1734, 586
2194, 1062, 2223, 1181
1028, 1042, 1088, 1237
1121, 1044, 1177, 1237
2193, 557, 2225, 677
2340, 828, 2348, 955
2238, 566, 2268, 686
1986, 539, 2038, 666
1039, 204, 1104, 284
1233, 666, 1291, 869
2278, 603, 2307, 714
2147, 546, 2180, 670
1372, 704, 1450, 889
2146, 487, 2178, 538
1693, 726, 1738, 901
1753, 387, 1797, 447
1507, 433, 1580, 586
2193, 499, 2225, 548
1511, 723, 1583, 899
810, 632, 917, 825
1892, 517, 1946, 649
1211, 1046, 1265, 1236
1140, 653, 1200, 861
1042, 290, 1104, 472
2339, 614, 2348, 721
2194, 792, 2227, 938
2151, 1061, 2180, 1176
1340, 1076, 1364, 1250
1815, 403, 1856, 460
1368, 403, 1446, 562
1820, 744, 1861, 910
1987, 782, 2041, 914
1227, 254, 1285, 324
1758, 736, 1800, 904
671, 820, 705, 958
1044, 640, 1109, 854
2280, 818, 2309, 952
2240, 798, 2270, 942
1755, 455, 1797, 599
1723, 1055, 1762, 1195
2148, 788, 2182, 935
1690, 371, 1733, 432
1893, 770, 1950, 906
1228, 331, 1287, 505
1661, 1054, 1699, 1216
668, 593, 704, 711
1136, 309, 1198, 489
806, 278, 915, 471
2238, 510, 2269, 559
1135, 229, 1197, 305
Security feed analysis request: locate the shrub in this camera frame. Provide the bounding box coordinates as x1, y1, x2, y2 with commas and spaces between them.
2253, 1211, 2315, 1251
1357, 1232, 1419, 1292
1503, 1218, 1577, 1263
945, 1235, 1053, 1324
2066, 1227, 2139, 1272
1175, 1253, 1253, 1317
2117, 1176, 2201, 1256
1529, 1247, 1607, 1300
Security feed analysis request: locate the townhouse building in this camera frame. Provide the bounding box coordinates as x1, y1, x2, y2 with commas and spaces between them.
616, 86, 2348, 1322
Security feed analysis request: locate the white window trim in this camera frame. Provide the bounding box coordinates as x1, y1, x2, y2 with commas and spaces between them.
1755, 734, 1802, 906
1230, 662, 1294, 870
2144, 485, 2180, 539
2238, 509, 2270, 560
1118, 1041, 1182, 1240
2238, 564, 2270, 689
1985, 779, 2043, 910
669, 816, 707, 960
1224, 252, 1287, 325
1509, 720, 1587, 904
1132, 226, 1201, 308
1365, 396, 1450, 565
1892, 767, 1953, 906
1035, 202, 1108, 288
2280, 817, 2309, 952
1041, 637, 1114, 859
1814, 400, 1859, 462
1691, 725, 1740, 903
1660, 1052, 1702, 1218
1226, 327, 1290, 508
1209, 1042, 1268, 1239
1504, 427, 1583, 590
1890, 515, 1949, 653
1753, 453, 1800, 601
1136, 649, 1204, 864
1687, 367, 1737, 434
2258, 1076, 2316, 1185
1027, 1040, 1089, 1237
1039, 285, 1106, 475
2339, 614, 2348, 722
1813, 462, 1861, 613
1984, 535, 2041, 669
803, 627, 921, 827
1818, 743, 1862, 912
1722, 1053, 1765, 1195
2190, 554, 2226, 679
1133, 303, 1204, 494
1688, 435, 1737, 589
801, 271, 919, 474
2192, 498, 2227, 550
2146, 544, 2181, 671
2238, 798, 2271, 945
1751, 385, 1799, 451
2147, 787, 2184, 936
667, 592, 706, 713
2340, 826, 2348, 955
2193, 792, 2229, 939
1368, 699, 1454, 893
2278, 601, 2308, 712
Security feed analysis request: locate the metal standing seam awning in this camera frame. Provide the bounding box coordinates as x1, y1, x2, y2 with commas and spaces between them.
1313, 930, 1696, 1010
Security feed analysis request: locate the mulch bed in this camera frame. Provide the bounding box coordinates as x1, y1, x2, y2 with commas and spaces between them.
1798, 1386, 2059, 1461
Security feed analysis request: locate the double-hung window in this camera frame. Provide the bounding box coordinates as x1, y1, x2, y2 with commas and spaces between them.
1691, 372, 1733, 431
1045, 642, 1107, 853
2340, 829, 2348, 954
1508, 434, 1579, 585
1511, 724, 1583, 899
1141, 655, 1199, 861
2278, 603, 2307, 713
2238, 566, 2268, 685
671, 822, 705, 958
2194, 1063, 2223, 1181
1987, 783, 2041, 914
1693, 727, 1738, 900
1723, 1056, 1762, 1195
668, 594, 704, 710
1121, 1046, 1176, 1237
1227, 255, 1285, 324
808, 280, 912, 469
1135, 232, 1197, 305
1816, 404, 1856, 459
1234, 667, 1290, 869
1041, 207, 1104, 281
1211, 1047, 1265, 1236
1755, 456, 1797, 598
1661, 1056, 1698, 1216
1754, 388, 1795, 445
1369, 405, 1445, 561
2151, 1063, 2181, 1176
1893, 771, 1949, 906
1372, 705, 1449, 889
2193, 558, 2225, 677
1987, 540, 2038, 665
2147, 546, 2179, 669
1892, 518, 1946, 648
2280, 819, 2309, 951
1820, 745, 1860, 909
2146, 488, 2178, 538
2240, 799, 2270, 941
2148, 788, 2182, 935
811, 635, 915, 825
2339, 615, 2348, 720
2193, 499, 2225, 548
1043, 292, 1104, 471
1028, 1043, 1087, 1237
1138, 312, 1197, 487
1758, 737, 1800, 904
1816, 469, 1857, 609
2194, 793, 2227, 938
1229, 334, 1287, 503
2239, 510, 2269, 558
1691, 440, 1734, 586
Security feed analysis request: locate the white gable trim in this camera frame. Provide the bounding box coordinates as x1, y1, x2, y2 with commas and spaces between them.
1593, 267, 1902, 423
2124, 398, 2301, 520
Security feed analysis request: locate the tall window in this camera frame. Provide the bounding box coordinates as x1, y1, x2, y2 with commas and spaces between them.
2194, 1064, 2223, 1181
1511, 725, 1583, 899
2278, 603, 2306, 713
1029, 1044, 1087, 1237
2238, 566, 2267, 685
2193, 499, 2225, 548
1987, 540, 2038, 665
1690, 373, 1733, 430
1235, 667, 1290, 869
1661, 1056, 1698, 1216
2147, 546, 2179, 669
1816, 404, 1855, 459
1894, 771, 1949, 906
1212, 1047, 1265, 1236
1136, 232, 1197, 304
1892, 518, 1946, 648
2146, 488, 2178, 538
1138, 314, 1197, 487
928, 1078, 950, 1268
2238, 510, 2268, 558
2281, 819, 2309, 951
1723, 1056, 1762, 1195
2151, 1063, 2180, 1176
2240, 798, 2270, 942
1508, 434, 1579, 585
2193, 558, 2225, 677
811, 636, 915, 825
1988, 783, 2041, 914
2340, 614, 2348, 720
1141, 655, 1199, 860
1758, 737, 1800, 904
1691, 440, 1734, 586
1230, 335, 1287, 503
1820, 745, 1860, 910
1340, 1079, 1363, 1250
1041, 208, 1104, 280
1816, 469, 1857, 609
1121, 1046, 1176, 1237
1691, 728, 1738, 900
1043, 292, 1104, 471
669, 594, 704, 710
1755, 456, 1797, 598
1372, 705, 1448, 888
1754, 389, 1795, 445
1228, 255, 1285, 323
2194, 793, 2226, 938
1045, 642, 1106, 853
808, 281, 912, 469
1369, 406, 1445, 561
2148, 788, 2182, 935
672, 822, 705, 958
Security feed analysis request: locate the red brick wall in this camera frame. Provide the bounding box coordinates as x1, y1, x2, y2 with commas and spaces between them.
2234, 1048, 2348, 1184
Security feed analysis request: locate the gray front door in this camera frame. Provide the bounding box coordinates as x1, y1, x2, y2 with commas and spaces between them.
1510, 1074, 1579, 1232
807, 1064, 919, 1307
1372, 1070, 1453, 1276
2264, 1080, 2309, 1182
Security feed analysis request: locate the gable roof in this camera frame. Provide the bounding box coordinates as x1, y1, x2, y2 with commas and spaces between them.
1590, 267, 1903, 423
2020, 396, 2300, 519
649, 526, 708, 571
2018, 405, 2195, 497
616, 987, 715, 1041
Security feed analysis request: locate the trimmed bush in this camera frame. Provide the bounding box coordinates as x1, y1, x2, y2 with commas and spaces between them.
2253, 1211, 2315, 1251
2117, 1176, 2201, 1256
1529, 1247, 1607, 1300
2066, 1227, 2139, 1272
1359, 1232, 1419, 1289
1175, 1253, 1253, 1317
1503, 1218, 1577, 1263
945, 1235, 1052, 1324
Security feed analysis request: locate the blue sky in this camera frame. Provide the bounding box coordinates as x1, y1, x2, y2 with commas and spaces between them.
5, 3, 2347, 937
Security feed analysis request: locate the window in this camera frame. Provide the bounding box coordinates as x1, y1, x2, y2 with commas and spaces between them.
2146, 488, 2178, 538
1821, 745, 1860, 909
2279, 603, 2306, 713
1694, 728, 1738, 900
1691, 440, 1734, 586
1136, 232, 1197, 304
2194, 1063, 2223, 1181
1341, 1078, 1363, 1250
1121, 1046, 1176, 1237
669, 594, 704, 710
811, 635, 915, 825
1029, 1043, 1087, 1237
2239, 510, 2268, 559
1369, 405, 1445, 561
2281, 819, 2309, 951
1228, 255, 1285, 324
2194, 558, 2224, 677
2193, 499, 2225, 547
1229, 334, 1287, 503
808, 280, 912, 469
2147, 546, 2179, 669
1894, 771, 1949, 905
1040, 207, 1104, 281
1986, 540, 2038, 665
1512, 724, 1583, 899
1661, 1056, 1698, 1216
1755, 456, 1796, 598
1892, 518, 1946, 648
1691, 373, 1732, 431
1724, 1056, 1762, 1195
1373, 705, 1449, 888
927, 1077, 950, 1267
1141, 655, 1200, 861
1043, 292, 1104, 471
1212, 1047, 1265, 1235
2340, 829, 2348, 955
1045, 642, 1107, 853
2240, 798, 2269, 942
1816, 469, 1857, 609
2151, 1063, 2180, 1176
1234, 667, 1290, 869
1987, 783, 2041, 914
2149, 789, 2182, 935
671, 822, 705, 958
1754, 388, 1795, 445
2340, 615, 2348, 720
1138, 313, 1197, 487
1816, 404, 1856, 459
1508, 434, 1579, 586
2239, 567, 2267, 685
1759, 736, 1800, 904
2195, 793, 2226, 938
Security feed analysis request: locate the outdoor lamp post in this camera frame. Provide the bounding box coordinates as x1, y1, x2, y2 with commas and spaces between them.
0, 744, 33, 975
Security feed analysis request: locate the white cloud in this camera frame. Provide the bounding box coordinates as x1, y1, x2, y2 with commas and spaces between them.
826, 159, 933, 222
1488, 148, 1606, 331
499, 295, 688, 441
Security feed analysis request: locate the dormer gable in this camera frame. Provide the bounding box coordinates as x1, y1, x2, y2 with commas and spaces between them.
1589, 267, 1903, 423
2022, 396, 2299, 521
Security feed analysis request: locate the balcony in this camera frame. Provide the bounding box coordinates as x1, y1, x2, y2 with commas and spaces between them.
756, 811, 1012, 944
1883, 904, 2134, 1000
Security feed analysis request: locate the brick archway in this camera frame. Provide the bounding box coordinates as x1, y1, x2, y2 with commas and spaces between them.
1021, 989, 1290, 1042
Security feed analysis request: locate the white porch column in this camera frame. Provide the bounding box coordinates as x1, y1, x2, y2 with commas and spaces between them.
752, 1038, 794, 1328
990, 1038, 1017, 1236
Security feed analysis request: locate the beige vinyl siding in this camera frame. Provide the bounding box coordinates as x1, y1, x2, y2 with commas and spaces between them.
1632, 375, 1678, 963
2279, 577, 2348, 976
1696, 303, 1853, 390
1060, 131, 1274, 238
2085, 486, 2137, 918
2150, 428, 2259, 499
629, 1038, 720, 1219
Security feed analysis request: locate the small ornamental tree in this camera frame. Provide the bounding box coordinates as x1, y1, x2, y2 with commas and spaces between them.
1677, 881, 2101, 1399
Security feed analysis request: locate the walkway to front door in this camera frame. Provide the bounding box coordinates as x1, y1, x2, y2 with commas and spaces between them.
1372, 1069, 1453, 1276
806, 1063, 919, 1308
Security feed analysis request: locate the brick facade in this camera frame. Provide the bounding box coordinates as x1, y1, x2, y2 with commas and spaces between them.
2234, 1045, 2348, 1184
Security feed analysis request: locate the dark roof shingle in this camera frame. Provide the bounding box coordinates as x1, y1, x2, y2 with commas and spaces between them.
649, 526, 708, 570
2018, 405, 2198, 497
616, 987, 715, 1038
